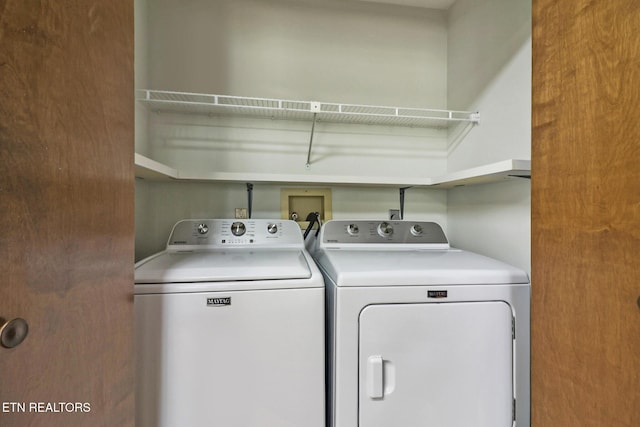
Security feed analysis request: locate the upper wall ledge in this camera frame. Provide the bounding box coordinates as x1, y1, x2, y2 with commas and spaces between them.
134, 153, 530, 188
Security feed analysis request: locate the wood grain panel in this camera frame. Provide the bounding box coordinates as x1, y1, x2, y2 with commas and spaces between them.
0, 1, 134, 426
532, 0, 640, 426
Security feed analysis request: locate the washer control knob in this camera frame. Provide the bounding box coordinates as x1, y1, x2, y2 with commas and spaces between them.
231, 221, 246, 236
377, 221, 394, 237
347, 224, 359, 236
410, 224, 424, 236
197, 223, 209, 234
267, 223, 278, 234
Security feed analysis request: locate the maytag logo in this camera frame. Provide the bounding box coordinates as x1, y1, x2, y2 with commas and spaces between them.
428, 290, 448, 299
207, 297, 231, 307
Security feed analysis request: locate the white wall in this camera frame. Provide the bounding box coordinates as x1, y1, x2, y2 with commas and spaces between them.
447, 179, 530, 273
135, 180, 447, 261
447, 0, 531, 171
148, 0, 447, 107
446, 0, 531, 274
135, 0, 532, 273
135, 0, 453, 262
147, 113, 448, 180
142, 0, 451, 182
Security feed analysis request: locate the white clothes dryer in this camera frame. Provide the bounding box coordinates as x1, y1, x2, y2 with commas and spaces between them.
311, 220, 530, 427
135, 219, 325, 427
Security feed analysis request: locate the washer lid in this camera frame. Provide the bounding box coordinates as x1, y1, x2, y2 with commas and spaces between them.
135, 249, 312, 284
315, 249, 529, 286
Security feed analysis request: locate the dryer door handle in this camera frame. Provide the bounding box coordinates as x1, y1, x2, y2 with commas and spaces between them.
366, 355, 384, 399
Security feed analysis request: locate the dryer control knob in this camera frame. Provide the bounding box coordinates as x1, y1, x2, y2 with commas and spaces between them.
347, 224, 359, 235
377, 221, 394, 238
267, 223, 278, 234
410, 224, 424, 236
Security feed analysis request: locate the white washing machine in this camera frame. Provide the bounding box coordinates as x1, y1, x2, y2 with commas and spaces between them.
311, 220, 530, 427
135, 219, 325, 427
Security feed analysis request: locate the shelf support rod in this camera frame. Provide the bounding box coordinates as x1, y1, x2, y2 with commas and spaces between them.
306, 112, 318, 168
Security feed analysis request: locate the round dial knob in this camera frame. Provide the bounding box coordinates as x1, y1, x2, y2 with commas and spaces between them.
410, 224, 424, 236
197, 223, 209, 235
377, 221, 394, 237
267, 223, 278, 234
231, 222, 246, 236
347, 224, 359, 236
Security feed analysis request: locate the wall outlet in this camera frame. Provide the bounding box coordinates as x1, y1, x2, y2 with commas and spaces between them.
235, 208, 248, 219
389, 209, 400, 220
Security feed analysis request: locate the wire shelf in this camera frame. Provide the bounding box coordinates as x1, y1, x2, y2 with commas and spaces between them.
138, 90, 480, 129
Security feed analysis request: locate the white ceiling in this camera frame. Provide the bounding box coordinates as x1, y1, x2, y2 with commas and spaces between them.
356, 0, 457, 9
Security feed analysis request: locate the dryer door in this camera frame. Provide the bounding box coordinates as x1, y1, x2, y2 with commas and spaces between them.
359, 301, 514, 427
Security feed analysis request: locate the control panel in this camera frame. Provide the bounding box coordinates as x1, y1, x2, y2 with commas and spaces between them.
166, 219, 304, 249
319, 220, 449, 247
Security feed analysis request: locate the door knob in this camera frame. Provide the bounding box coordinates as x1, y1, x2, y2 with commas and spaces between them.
0, 317, 29, 349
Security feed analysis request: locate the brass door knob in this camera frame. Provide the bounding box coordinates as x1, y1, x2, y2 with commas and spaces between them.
0, 318, 29, 349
